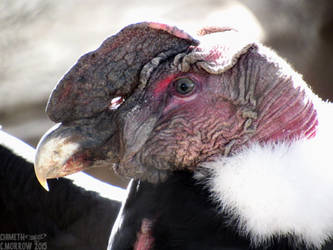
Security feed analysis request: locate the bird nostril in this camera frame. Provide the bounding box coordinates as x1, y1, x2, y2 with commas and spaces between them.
109, 96, 125, 110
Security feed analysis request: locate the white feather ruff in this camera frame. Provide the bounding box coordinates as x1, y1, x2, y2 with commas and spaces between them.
199, 102, 333, 248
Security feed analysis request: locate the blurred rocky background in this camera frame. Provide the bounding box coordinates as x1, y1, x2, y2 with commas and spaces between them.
1, 0, 332, 187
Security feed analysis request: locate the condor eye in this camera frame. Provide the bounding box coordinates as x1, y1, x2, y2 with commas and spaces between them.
173, 78, 196, 95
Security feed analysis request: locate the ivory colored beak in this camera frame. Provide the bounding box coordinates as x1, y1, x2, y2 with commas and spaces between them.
34, 124, 81, 191
34, 167, 50, 191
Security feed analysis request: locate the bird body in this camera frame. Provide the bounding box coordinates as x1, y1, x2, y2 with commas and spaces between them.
33, 22, 333, 249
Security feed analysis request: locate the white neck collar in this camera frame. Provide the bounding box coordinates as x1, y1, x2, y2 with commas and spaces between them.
198, 102, 333, 249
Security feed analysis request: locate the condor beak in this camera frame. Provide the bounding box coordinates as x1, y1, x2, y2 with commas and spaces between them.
34, 124, 79, 190
34, 120, 119, 191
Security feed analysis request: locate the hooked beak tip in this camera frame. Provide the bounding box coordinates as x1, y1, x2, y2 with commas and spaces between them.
34, 164, 50, 191
37, 175, 49, 192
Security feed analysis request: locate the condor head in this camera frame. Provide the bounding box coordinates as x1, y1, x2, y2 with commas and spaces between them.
34, 22, 318, 189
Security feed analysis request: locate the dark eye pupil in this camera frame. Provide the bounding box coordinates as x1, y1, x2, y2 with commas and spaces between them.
174, 78, 195, 95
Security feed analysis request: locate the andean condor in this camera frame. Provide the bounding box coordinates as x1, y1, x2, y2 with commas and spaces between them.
0, 129, 123, 250
33, 22, 333, 249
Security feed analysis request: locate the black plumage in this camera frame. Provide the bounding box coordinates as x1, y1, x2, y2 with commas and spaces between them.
109, 171, 333, 250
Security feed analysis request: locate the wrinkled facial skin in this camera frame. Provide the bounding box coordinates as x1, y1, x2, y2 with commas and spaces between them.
115, 48, 318, 182
117, 68, 251, 182
35, 22, 318, 186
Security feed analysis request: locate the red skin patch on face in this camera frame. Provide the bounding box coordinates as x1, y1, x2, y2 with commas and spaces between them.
152, 75, 178, 97
255, 91, 319, 143
152, 74, 205, 115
